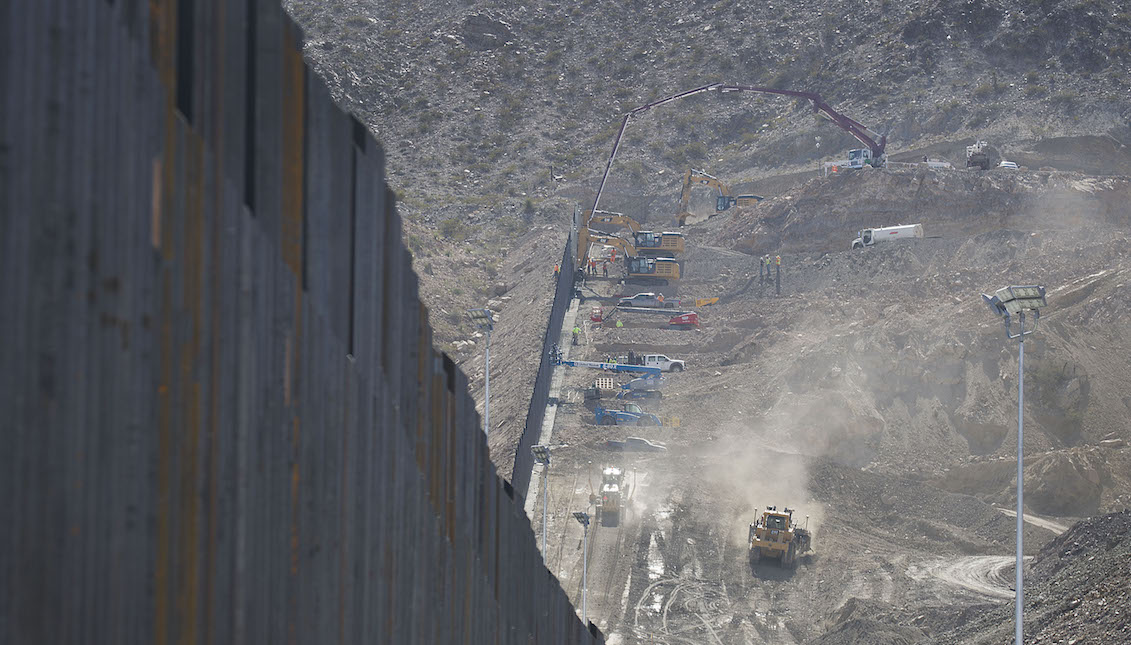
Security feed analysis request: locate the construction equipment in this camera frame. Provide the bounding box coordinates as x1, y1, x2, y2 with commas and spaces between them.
552, 351, 663, 377
966, 140, 999, 171
675, 169, 763, 226
587, 83, 887, 230
577, 228, 682, 284
617, 353, 685, 372
585, 211, 685, 257
851, 223, 924, 250
631, 230, 685, 257
626, 256, 680, 284
669, 312, 700, 328
590, 210, 643, 232
694, 297, 719, 307
593, 466, 627, 526
585, 375, 664, 401
594, 402, 662, 426
748, 506, 812, 569
619, 375, 664, 399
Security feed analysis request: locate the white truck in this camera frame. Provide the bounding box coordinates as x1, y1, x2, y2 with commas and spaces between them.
851, 223, 924, 250
637, 353, 684, 372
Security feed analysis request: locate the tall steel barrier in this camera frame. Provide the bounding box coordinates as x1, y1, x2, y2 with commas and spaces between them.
0, 1, 600, 643
511, 239, 576, 496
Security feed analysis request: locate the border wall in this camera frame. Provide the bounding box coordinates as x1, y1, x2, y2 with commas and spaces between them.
511, 238, 576, 495
0, 1, 600, 643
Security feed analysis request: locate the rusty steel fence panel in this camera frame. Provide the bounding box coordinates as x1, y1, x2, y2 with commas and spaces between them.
0, 1, 600, 643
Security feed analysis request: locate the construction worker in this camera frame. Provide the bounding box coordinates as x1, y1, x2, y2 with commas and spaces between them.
615, 320, 623, 329
602, 262, 609, 278
658, 294, 664, 303
572, 326, 581, 345
553, 264, 560, 277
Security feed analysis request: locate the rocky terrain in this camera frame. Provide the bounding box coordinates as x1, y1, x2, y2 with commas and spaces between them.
279, 1, 1131, 641
283, 0, 1131, 347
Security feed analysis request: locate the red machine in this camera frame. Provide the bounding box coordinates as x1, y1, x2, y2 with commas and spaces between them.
669, 312, 699, 328
590, 306, 604, 323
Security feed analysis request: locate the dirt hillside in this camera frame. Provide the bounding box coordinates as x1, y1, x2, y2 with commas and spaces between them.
278, 1, 1131, 640
536, 164, 1130, 644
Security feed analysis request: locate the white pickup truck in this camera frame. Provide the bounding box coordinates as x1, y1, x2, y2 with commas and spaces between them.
640, 353, 685, 372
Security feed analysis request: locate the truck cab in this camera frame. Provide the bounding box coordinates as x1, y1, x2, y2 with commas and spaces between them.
846, 148, 872, 169
853, 228, 875, 249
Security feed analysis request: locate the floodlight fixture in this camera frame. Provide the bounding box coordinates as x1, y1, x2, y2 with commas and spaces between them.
531, 445, 551, 465
466, 307, 495, 330
982, 285, 1046, 340
981, 283, 1049, 645
572, 511, 590, 527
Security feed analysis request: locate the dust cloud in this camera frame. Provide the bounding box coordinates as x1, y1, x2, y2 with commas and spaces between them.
702, 423, 827, 549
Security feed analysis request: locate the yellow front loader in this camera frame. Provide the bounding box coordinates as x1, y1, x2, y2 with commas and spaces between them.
748, 506, 812, 569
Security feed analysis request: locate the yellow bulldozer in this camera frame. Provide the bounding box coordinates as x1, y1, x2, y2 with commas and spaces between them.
592, 466, 627, 526
748, 506, 811, 568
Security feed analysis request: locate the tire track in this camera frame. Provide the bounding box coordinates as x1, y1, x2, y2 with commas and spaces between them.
909, 555, 1020, 601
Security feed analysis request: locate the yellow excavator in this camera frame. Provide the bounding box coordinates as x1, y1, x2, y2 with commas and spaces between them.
675, 169, 763, 226
589, 210, 643, 232
587, 210, 685, 257
577, 228, 681, 284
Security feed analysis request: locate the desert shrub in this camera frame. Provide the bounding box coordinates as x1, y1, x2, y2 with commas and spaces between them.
439, 218, 471, 241
973, 83, 996, 99
1050, 91, 1075, 109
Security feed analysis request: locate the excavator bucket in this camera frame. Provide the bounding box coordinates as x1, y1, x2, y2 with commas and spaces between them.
695, 297, 719, 307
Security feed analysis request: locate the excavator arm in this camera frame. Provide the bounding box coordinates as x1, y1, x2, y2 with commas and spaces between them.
590, 210, 642, 233
587, 231, 638, 257
585, 83, 883, 223
715, 84, 886, 159
675, 169, 728, 226
675, 169, 762, 226
577, 226, 639, 268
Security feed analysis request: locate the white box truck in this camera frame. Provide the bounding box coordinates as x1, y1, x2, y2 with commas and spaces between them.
851, 223, 924, 250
